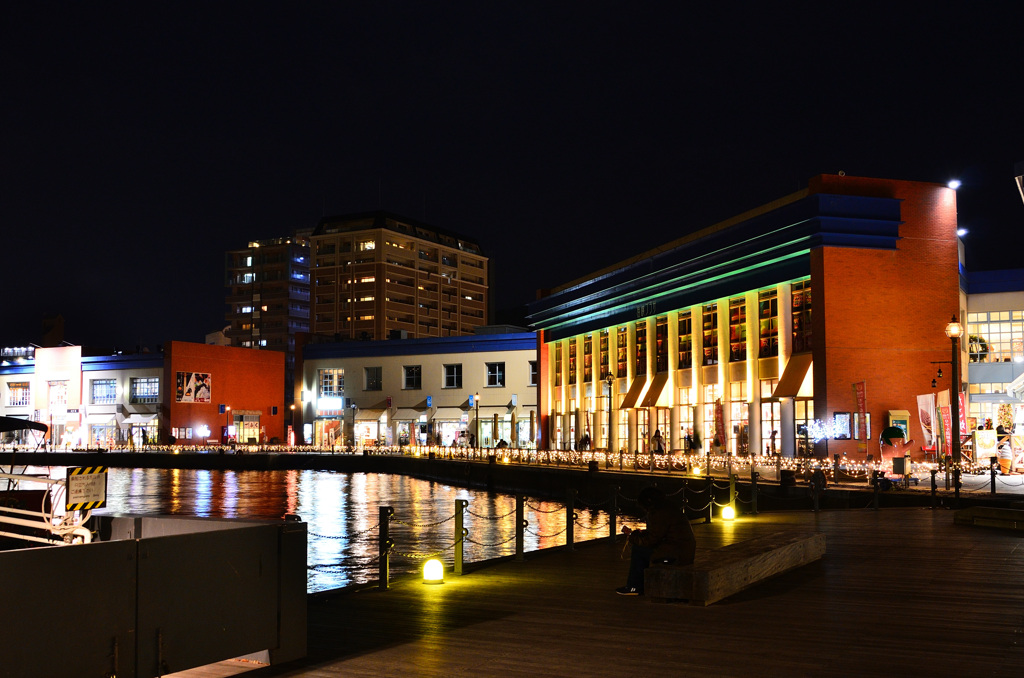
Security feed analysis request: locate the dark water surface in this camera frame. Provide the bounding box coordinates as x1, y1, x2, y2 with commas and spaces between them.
83, 467, 615, 593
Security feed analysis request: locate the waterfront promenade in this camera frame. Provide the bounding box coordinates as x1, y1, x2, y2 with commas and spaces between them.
178, 507, 1024, 678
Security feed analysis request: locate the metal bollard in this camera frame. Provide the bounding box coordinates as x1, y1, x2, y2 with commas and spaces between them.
609, 488, 618, 539
705, 476, 713, 523
565, 489, 576, 551
750, 470, 759, 514
990, 456, 997, 495
954, 467, 961, 507
729, 473, 737, 515
515, 495, 525, 561
455, 499, 467, 575
379, 505, 393, 590
871, 472, 880, 511
930, 469, 938, 510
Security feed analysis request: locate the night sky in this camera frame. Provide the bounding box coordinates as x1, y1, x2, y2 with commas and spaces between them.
3, 3, 1022, 351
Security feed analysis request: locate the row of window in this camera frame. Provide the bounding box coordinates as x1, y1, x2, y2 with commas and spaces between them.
319, 361, 539, 396
555, 283, 812, 386
4, 378, 161, 407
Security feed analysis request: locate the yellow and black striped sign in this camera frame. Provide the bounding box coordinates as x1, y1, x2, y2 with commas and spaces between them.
65, 466, 108, 511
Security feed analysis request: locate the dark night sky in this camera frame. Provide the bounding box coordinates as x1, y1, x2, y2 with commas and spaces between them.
3, 2, 1022, 351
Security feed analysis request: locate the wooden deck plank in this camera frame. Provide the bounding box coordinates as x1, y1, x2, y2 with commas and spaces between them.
175, 508, 1024, 678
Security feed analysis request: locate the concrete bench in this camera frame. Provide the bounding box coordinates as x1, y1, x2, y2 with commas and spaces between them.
644, 529, 826, 605
954, 506, 1024, 531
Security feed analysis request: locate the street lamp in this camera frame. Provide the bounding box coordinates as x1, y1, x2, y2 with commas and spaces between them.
225, 405, 232, 444
944, 316, 963, 466
475, 392, 480, 454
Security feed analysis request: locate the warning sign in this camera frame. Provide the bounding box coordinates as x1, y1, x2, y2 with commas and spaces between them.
66, 466, 107, 511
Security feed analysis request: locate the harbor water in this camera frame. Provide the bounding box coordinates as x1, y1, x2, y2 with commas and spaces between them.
23, 467, 617, 593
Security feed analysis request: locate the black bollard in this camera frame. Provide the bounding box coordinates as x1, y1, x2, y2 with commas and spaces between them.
750, 470, 759, 514
455, 499, 467, 575
379, 506, 393, 590
705, 476, 713, 523
609, 487, 618, 540
872, 471, 880, 511
990, 456, 997, 495
930, 469, 938, 510
954, 467, 961, 507
565, 489, 576, 551
515, 495, 525, 561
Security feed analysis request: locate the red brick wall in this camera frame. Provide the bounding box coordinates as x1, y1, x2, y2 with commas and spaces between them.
809, 175, 960, 459
164, 341, 285, 444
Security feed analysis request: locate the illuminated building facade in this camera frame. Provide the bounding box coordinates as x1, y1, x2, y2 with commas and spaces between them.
527, 175, 962, 460
224, 230, 311, 401
296, 331, 537, 449
310, 211, 489, 342
0, 342, 284, 448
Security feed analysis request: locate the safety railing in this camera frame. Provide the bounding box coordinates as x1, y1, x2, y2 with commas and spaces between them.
304, 481, 754, 590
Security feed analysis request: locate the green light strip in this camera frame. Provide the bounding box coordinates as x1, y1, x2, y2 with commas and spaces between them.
541, 245, 811, 335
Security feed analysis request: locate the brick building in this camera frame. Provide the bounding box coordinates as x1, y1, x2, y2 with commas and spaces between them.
526, 174, 962, 460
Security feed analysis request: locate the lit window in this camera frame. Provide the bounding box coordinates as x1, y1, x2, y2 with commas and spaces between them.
91, 379, 117, 405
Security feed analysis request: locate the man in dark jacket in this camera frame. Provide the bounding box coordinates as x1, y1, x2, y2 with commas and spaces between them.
616, 486, 696, 596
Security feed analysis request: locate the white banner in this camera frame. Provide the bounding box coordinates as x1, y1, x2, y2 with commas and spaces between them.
917, 393, 936, 447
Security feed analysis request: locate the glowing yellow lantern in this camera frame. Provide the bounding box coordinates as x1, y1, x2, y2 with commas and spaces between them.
721, 505, 736, 521
423, 558, 445, 584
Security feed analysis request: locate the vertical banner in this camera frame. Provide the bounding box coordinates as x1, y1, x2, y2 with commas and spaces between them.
714, 398, 724, 450
916, 393, 936, 447
958, 391, 968, 434
853, 381, 867, 453
939, 405, 952, 448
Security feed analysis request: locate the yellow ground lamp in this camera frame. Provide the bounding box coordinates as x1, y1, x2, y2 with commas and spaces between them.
721, 505, 736, 521
423, 558, 445, 584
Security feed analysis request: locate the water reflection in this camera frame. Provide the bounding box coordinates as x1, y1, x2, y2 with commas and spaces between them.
96, 468, 613, 593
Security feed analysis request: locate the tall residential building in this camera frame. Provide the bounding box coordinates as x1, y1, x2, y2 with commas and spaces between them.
310, 211, 490, 341
224, 230, 311, 400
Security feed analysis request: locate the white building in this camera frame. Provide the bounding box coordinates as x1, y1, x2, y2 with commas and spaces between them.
297, 332, 538, 448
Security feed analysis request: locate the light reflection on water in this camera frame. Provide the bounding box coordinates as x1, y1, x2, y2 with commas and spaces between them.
95, 468, 613, 593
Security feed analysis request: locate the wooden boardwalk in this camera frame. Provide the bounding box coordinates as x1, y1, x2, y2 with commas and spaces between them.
173, 507, 1024, 678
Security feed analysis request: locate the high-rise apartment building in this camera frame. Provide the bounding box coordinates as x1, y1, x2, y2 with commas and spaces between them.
224, 231, 311, 400
310, 211, 489, 340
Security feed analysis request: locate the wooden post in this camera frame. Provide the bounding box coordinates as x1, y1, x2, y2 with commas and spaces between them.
515, 495, 525, 561
455, 499, 467, 575
379, 506, 393, 590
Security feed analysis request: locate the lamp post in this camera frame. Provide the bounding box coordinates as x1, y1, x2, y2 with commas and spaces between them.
225, 405, 232, 445
475, 392, 480, 457
944, 316, 963, 465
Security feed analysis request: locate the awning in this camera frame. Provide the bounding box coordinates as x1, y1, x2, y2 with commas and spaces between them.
970, 393, 1024, 404
773, 353, 813, 398
86, 413, 116, 424
639, 372, 670, 408
122, 414, 157, 425
393, 408, 426, 420
619, 376, 649, 409
432, 407, 467, 420
354, 409, 384, 421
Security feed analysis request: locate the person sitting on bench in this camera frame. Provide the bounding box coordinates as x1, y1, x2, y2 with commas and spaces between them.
616, 486, 696, 596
